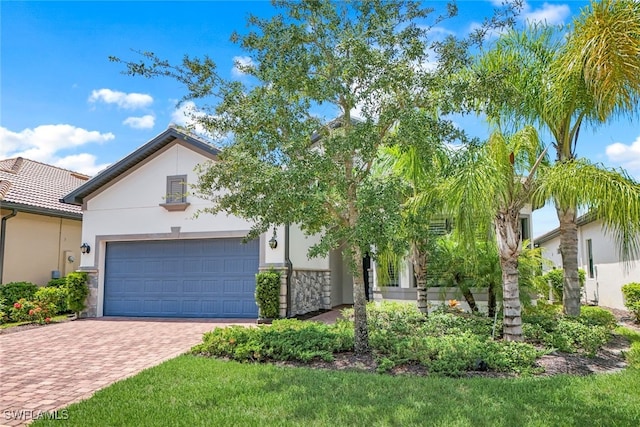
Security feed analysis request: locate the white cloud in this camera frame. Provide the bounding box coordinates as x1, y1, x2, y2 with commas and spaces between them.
478, 1, 571, 34
231, 56, 255, 78
123, 115, 155, 129
88, 88, 153, 109
171, 101, 212, 137
606, 136, 640, 177
522, 2, 570, 26
0, 124, 114, 175
53, 153, 110, 176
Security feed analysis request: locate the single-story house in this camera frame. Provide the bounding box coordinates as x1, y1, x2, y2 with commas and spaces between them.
534, 214, 640, 310
62, 126, 358, 319
0, 157, 88, 285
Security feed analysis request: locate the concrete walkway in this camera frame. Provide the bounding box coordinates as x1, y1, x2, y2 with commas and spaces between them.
0, 318, 252, 426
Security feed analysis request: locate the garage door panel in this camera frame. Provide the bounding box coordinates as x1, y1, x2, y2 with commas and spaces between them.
104, 238, 259, 318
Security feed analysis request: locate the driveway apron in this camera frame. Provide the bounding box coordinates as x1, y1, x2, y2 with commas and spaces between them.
0, 318, 251, 426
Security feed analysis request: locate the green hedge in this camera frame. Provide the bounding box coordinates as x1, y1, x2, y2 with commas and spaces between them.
255, 269, 280, 319
622, 282, 640, 322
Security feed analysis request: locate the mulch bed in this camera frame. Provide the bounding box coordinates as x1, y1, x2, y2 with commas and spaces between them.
276, 307, 639, 378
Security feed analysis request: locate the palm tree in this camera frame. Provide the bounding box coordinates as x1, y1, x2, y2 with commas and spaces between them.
444, 126, 546, 340
474, 0, 640, 315
375, 111, 454, 315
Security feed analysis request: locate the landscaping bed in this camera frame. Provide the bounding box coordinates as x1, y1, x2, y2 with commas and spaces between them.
192, 302, 638, 377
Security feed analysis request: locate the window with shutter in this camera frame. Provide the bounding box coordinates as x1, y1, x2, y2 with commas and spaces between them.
160, 175, 190, 211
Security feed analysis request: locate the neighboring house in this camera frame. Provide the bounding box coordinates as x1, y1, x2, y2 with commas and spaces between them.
0, 158, 88, 285
534, 214, 640, 310
62, 126, 354, 319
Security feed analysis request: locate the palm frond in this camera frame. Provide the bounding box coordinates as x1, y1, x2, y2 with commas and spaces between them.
556, 0, 640, 122
535, 159, 640, 261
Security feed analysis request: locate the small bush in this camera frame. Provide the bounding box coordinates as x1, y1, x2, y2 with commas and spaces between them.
47, 278, 67, 288
255, 269, 281, 319
622, 282, 640, 322
579, 306, 617, 329
540, 269, 585, 301
34, 286, 68, 315
0, 282, 38, 306
66, 272, 89, 316
192, 319, 353, 363
0, 297, 6, 324
8, 298, 54, 324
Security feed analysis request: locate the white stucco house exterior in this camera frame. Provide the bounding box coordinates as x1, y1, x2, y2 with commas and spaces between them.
534, 214, 640, 310
62, 126, 357, 319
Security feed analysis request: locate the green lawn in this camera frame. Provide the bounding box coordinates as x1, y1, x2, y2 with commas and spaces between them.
0, 314, 69, 330
33, 355, 640, 427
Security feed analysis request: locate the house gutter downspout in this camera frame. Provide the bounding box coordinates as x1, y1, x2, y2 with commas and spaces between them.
285, 224, 293, 317
0, 209, 18, 283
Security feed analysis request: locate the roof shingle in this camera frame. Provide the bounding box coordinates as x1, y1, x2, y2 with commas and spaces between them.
0, 158, 89, 215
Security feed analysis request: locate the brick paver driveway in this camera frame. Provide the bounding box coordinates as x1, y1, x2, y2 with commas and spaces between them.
0, 318, 252, 426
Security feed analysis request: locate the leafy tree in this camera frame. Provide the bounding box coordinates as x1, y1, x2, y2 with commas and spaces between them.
113, 0, 470, 354
375, 110, 458, 315
444, 127, 547, 340
473, 0, 640, 315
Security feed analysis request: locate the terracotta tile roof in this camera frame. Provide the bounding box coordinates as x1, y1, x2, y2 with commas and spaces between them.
0, 158, 89, 216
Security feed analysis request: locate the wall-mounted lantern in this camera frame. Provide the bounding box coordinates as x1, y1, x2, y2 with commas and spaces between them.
268, 227, 278, 249
80, 243, 91, 254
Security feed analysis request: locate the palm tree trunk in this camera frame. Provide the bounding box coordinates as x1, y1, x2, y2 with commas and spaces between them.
495, 211, 523, 341
351, 246, 370, 354
501, 257, 522, 341
557, 204, 581, 316
410, 243, 429, 316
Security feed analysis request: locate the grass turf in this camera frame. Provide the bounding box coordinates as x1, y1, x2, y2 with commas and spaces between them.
32, 355, 640, 427
0, 314, 69, 330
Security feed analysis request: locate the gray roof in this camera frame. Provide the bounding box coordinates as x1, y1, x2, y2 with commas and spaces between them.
0, 158, 88, 218
534, 212, 596, 245
62, 126, 220, 206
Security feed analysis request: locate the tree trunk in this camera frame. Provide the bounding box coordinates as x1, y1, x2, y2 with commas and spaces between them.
459, 285, 479, 313
488, 283, 496, 319
556, 204, 581, 316
500, 257, 523, 341
351, 246, 370, 355
410, 243, 428, 316
495, 210, 523, 341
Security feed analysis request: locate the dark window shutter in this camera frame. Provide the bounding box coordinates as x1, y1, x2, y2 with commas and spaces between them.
166, 175, 187, 203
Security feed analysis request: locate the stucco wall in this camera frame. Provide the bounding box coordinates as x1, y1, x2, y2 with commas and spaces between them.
538, 219, 640, 310
80, 142, 256, 269
1, 210, 81, 285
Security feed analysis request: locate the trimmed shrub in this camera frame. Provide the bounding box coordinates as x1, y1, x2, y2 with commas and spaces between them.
0, 297, 6, 324
0, 282, 38, 305
46, 278, 67, 288
540, 268, 586, 301
579, 306, 617, 329
66, 272, 89, 317
255, 269, 281, 319
34, 286, 68, 315
192, 319, 353, 362
622, 282, 640, 322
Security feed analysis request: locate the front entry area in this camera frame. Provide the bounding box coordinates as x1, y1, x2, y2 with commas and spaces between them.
104, 238, 259, 318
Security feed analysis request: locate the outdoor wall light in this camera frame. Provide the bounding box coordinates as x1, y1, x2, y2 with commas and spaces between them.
80, 243, 91, 254
268, 227, 278, 249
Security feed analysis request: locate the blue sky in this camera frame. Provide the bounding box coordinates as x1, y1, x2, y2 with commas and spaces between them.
1, 1, 639, 237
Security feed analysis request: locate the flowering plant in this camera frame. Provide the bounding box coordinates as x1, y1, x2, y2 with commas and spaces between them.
9, 298, 54, 324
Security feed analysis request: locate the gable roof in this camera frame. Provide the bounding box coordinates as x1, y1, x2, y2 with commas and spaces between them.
61, 126, 220, 206
0, 158, 89, 219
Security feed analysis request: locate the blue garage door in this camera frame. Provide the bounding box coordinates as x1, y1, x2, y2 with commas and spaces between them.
104, 238, 259, 318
